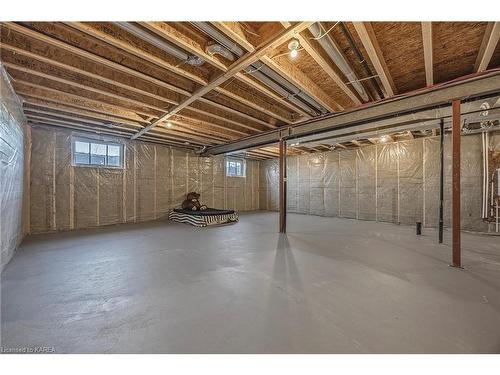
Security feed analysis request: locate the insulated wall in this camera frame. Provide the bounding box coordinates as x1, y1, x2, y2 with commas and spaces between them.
0, 63, 27, 271
260, 135, 489, 232
29, 126, 260, 234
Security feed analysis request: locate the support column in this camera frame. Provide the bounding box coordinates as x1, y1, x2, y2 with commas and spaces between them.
451, 100, 462, 267
279, 139, 287, 233
439, 118, 444, 243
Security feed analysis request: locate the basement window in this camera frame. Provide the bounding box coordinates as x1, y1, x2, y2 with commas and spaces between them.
225, 157, 246, 177
72, 138, 124, 168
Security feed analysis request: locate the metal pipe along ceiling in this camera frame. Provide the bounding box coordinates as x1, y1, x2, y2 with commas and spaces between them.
114, 22, 205, 66
191, 22, 327, 116
309, 23, 369, 102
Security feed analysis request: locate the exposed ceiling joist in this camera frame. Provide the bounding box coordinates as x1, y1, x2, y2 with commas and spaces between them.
261, 54, 343, 112
131, 22, 313, 140
1, 22, 191, 95
5, 63, 173, 112
22, 98, 144, 127
137, 22, 295, 123
210, 22, 256, 53
280, 21, 362, 106
13, 79, 156, 119
421, 22, 434, 86
66, 22, 208, 85
207, 22, 313, 119
352, 22, 396, 97
474, 22, 500, 72
62, 23, 285, 128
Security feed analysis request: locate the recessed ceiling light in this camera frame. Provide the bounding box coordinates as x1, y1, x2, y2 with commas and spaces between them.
166, 121, 173, 128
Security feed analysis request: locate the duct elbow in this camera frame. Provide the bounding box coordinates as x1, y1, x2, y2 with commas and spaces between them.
206, 43, 235, 61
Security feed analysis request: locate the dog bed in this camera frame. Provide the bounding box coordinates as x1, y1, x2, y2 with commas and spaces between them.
168, 208, 239, 227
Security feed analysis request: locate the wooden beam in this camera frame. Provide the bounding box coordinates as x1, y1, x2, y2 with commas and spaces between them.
262, 54, 343, 112
12, 77, 157, 118
352, 22, 396, 97
421, 22, 434, 86
26, 114, 134, 133
3, 50, 260, 135
474, 22, 500, 72
0, 43, 183, 105
281, 21, 362, 106
215, 85, 292, 123
198, 97, 277, 129
24, 108, 138, 130
210, 22, 256, 52
451, 99, 461, 268
139, 22, 228, 71
4, 62, 172, 112
65, 22, 208, 85
132, 22, 313, 139
208, 22, 313, 119
25, 106, 226, 144
22, 98, 145, 127
1, 22, 192, 96
235, 73, 312, 119
29, 120, 200, 149
16, 61, 266, 131
136, 22, 295, 123
29, 120, 134, 137
13, 81, 150, 122
187, 104, 264, 133
68, 22, 290, 127
174, 113, 249, 137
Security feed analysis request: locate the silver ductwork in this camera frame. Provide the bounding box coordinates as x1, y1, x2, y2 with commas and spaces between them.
248, 62, 328, 114
206, 43, 234, 61
191, 21, 327, 115
191, 22, 245, 56
309, 23, 369, 102
114, 22, 205, 66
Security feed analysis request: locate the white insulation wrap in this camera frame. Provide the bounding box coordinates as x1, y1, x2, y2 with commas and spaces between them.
260, 135, 490, 232
29, 126, 260, 234
1, 62, 28, 271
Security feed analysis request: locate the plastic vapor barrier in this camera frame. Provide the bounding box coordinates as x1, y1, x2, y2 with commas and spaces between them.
1, 62, 27, 271
29, 126, 260, 234
260, 135, 488, 232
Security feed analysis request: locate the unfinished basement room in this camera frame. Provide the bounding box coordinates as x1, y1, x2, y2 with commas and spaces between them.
1, 11, 500, 360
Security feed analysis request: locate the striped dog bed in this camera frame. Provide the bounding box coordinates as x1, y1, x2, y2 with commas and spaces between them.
168, 208, 239, 227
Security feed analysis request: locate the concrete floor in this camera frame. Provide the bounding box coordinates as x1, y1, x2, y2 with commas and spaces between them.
1, 211, 500, 353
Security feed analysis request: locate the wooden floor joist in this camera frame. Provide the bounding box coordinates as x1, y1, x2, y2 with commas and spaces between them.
475, 22, 500, 72
1, 21, 499, 156
421, 22, 434, 86
131, 22, 313, 139
352, 22, 396, 97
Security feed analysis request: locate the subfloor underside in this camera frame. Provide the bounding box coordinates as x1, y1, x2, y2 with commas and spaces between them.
1, 211, 499, 353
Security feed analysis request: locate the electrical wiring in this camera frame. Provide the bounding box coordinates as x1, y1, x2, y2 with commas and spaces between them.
309, 22, 339, 40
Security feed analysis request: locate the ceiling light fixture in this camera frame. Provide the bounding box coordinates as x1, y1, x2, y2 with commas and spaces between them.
166, 121, 173, 128
288, 39, 300, 59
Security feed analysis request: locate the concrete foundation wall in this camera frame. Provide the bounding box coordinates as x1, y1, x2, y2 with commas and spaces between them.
260, 134, 494, 232
29, 126, 260, 234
